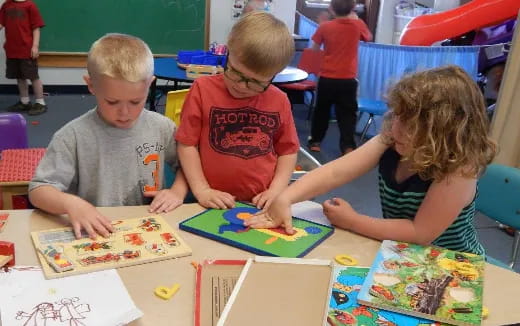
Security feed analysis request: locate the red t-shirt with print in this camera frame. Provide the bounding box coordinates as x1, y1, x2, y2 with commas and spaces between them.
175, 74, 300, 202
312, 17, 372, 79
0, 0, 45, 58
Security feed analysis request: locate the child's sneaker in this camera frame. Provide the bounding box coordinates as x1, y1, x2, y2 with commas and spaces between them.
307, 141, 321, 152
28, 103, 47, 115
7, 101, 31, 112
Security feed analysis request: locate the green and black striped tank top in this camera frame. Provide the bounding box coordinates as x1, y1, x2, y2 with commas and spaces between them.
378, 148, 484, 255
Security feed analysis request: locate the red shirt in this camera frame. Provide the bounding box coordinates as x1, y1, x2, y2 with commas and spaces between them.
0, 0, 45, 58
312, 17, 372, 79
176, 75, 300, 201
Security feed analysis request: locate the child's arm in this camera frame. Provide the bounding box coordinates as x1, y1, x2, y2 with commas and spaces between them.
178, 143, 235, 209
252, 152, 297, 210
246, 136, 389, 232
145, 168, 189, 213
31, 27, 40, 58
29, 186, 114, 239
323, 173, 476, 245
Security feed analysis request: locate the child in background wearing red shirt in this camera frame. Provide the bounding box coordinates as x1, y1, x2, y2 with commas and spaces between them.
176, 11, 299, 210
308, 0, 372, 155
0, 0, 47, 115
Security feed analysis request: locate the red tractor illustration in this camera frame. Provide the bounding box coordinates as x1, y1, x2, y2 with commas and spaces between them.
221, 127, 270, 150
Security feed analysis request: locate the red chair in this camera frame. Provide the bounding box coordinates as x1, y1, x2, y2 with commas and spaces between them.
278, 48, 323, 119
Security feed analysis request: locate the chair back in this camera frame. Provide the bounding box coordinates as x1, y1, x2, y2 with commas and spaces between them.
476, 163, 520, 230
0, 113, 28, 152
165, 89, 190, 127
298, 48, 323, 76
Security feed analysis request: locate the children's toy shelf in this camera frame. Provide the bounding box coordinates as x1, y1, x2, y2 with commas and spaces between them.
177, 49, 227, 79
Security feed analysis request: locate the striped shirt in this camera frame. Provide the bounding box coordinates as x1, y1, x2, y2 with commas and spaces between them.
378, 148, 484, 255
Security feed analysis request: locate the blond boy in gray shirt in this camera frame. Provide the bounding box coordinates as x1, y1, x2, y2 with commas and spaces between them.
29, 34, 188, 239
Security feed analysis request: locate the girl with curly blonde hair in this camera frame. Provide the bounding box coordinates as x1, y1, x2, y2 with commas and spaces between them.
246, 65, 497, 255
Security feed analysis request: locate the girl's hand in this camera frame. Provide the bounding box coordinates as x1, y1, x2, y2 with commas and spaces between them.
145, 189, 185, 213
322, 197, 360, 230
245, 196, 295, 234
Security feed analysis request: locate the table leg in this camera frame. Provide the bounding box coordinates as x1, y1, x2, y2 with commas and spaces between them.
1, 185, 29, 210
1, 190, 12, 210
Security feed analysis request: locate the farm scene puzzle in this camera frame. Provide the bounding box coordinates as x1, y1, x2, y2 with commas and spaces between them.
358, 240, 484, 326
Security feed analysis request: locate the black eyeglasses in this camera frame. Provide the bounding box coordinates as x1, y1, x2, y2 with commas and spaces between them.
224, 57, 272, 92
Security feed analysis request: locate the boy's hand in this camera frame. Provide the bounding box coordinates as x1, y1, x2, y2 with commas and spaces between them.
322, 197, 359, 229
252, 188, 280, 211
65, 198, 114, 239
196, 188, 235, 209
144, 189, 184, 213
244, 196, 295, 234
31, 46, 39, 59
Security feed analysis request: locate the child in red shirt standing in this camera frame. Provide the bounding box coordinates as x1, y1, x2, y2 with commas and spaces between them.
0, 0, 47, 115
176, 11, 299, 210
308, 0, 372, 154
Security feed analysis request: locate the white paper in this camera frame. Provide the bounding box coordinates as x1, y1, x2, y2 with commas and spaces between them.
0, 266, 142, 326
291, 200, 331, 226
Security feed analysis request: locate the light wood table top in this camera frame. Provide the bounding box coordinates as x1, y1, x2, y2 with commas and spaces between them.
2, 204, 520, 325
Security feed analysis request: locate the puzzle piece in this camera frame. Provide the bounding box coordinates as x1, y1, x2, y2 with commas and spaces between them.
0, 241, 15, 267
39, 245, 75, 272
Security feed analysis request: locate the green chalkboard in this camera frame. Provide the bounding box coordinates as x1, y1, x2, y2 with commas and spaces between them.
33, 0, 207, 54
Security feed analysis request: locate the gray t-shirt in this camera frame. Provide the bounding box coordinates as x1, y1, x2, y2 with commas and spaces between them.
29, 108, 177, 207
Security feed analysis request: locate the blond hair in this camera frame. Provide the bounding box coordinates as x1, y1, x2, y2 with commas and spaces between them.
227, 11, 294, 77
87, 33, 153, 82
381, 65, 497, 181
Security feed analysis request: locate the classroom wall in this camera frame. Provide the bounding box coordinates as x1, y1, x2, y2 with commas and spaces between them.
0, 0, 296, 86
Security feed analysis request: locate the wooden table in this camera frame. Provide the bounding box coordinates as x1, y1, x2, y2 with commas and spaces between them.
2, 204, 520, 325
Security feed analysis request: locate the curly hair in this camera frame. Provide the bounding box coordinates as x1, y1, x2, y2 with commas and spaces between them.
381, 65, 497, 181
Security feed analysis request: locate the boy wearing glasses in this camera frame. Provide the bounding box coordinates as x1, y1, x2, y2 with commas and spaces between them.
176, 11, 299, 210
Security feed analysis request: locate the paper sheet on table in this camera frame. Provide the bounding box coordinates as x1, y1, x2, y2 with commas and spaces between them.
0, 266, 142, 326
291, 200, 331, 226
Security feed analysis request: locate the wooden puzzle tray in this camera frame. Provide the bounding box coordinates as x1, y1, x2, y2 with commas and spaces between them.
31, 215, 192, 279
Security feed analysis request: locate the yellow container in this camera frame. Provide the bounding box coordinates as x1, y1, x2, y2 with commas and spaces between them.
165, 89, 190, 126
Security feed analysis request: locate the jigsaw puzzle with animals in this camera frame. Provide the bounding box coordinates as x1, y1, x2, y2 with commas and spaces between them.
31, 215, 192, 279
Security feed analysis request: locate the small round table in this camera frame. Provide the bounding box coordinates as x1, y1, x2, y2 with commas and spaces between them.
149, 58, 309, 111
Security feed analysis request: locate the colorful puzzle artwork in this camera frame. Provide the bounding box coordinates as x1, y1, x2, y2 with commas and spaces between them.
328, 266, 440, 326
179, 202, 334, 258
358, 241, 485, 326
31, 215, 192, 279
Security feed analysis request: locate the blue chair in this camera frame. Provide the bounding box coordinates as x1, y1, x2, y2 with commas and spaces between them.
357, 98, 388, 143
476, 163, 520, 269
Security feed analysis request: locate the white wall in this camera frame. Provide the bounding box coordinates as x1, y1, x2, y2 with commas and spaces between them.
0, 0, 296, 86
375, 0, 399, 44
